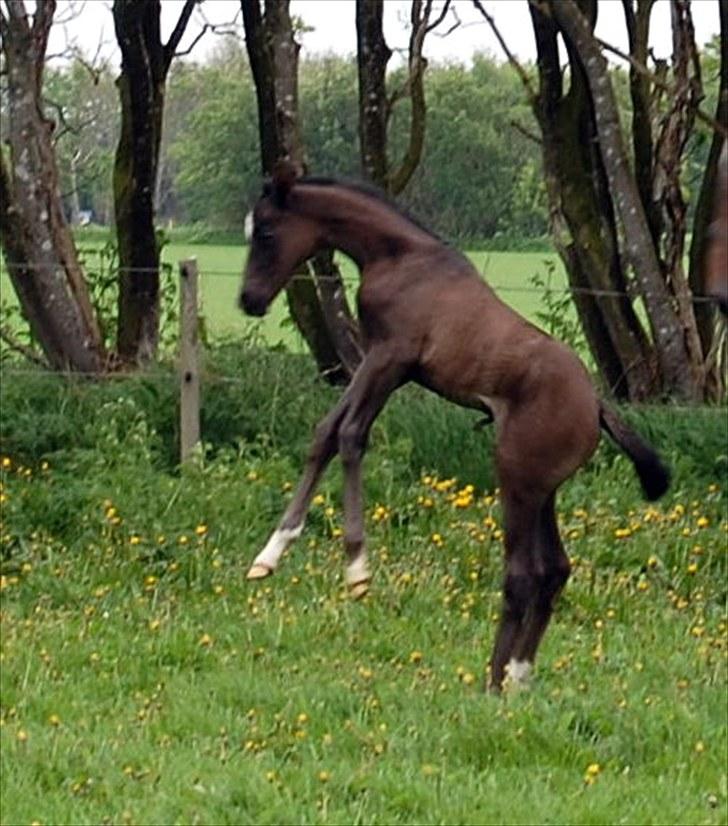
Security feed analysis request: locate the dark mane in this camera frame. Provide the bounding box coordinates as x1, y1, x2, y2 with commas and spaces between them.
299, 175, 445, 244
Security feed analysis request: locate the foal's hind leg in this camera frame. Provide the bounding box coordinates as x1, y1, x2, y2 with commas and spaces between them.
512, 494, 571, 673
488, 488, 546, 692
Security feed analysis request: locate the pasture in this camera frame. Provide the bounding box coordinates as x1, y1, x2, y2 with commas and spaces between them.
1, 345, 726, 825
0, 241, 569, 351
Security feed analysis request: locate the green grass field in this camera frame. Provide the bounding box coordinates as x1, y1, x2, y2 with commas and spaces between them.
0, 351, 726, 825
162, 244, 567, 346
0, 243, 568, 351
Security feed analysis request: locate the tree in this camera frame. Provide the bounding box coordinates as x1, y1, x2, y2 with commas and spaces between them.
355, 0, 452, 194
0, 0, 105, 372
477, 0, 723, 401
242, 0, 361, 383
111, 0, 196, 365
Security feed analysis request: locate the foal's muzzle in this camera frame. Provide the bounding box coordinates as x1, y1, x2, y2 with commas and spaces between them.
239, 290, 268, 317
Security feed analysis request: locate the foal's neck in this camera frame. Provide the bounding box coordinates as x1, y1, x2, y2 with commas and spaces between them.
295, 182, 438, 269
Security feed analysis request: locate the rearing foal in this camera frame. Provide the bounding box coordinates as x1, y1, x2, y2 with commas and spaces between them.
239, 161, 670, 692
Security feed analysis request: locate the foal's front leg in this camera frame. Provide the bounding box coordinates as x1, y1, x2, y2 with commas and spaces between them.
247, 349, 405, 586
246, 400, 349, 579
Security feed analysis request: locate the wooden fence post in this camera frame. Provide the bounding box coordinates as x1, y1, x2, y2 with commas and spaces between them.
179, 259, 200, 463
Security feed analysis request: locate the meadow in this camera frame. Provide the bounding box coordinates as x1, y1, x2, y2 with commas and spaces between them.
1, 341, 726, 825
0, 240, 569, 353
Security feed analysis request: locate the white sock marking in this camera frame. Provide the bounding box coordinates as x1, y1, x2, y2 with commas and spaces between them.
346, 554, 369, 585
252, 524, 303, 570
506, 658, 532, 687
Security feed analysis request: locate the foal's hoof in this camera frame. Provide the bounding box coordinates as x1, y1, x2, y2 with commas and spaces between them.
348, 580, 370, 600
246, 563, 273, 581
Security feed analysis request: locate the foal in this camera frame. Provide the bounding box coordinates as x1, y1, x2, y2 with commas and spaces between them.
239, 161, 669, 692
705, 140, 727, 313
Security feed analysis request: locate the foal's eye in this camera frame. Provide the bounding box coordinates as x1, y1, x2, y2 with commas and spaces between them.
254, 226, 275, 244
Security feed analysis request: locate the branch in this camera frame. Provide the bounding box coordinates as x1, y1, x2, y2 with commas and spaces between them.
425, 0, 453, 34
163, 0, 196, 70
472, 0, 537, 104
597, 37, 728, 138
510, 118, 542, 144
0, 325, 49, 368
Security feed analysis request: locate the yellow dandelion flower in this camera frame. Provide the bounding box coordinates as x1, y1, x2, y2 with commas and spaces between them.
694, 740, 706, 754
318, 770, 331, 783
313, 494, 326, 506
696, 516, 709, 528
48, 714, 61, 727
687, 562, 698, 575
462, 672, 476, 686
195, 524, 208, 537
614, 527, 632, 539
16, 729, 28, 742
198, 633, 213, 647
431, 533, 443, 546
129, 535, 141, 546
409, 650, 423, 664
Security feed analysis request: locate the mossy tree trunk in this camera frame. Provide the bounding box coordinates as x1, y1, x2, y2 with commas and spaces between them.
0, 0, 105, 373
112, 0, 195, 365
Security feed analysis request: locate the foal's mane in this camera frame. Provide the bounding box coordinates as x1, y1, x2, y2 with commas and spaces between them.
297, 175, 444, 244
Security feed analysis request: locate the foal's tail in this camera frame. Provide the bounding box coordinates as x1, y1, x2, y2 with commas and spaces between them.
598, 402, 670, 501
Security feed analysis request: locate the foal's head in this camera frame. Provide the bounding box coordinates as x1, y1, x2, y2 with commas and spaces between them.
239, 161, 321, 316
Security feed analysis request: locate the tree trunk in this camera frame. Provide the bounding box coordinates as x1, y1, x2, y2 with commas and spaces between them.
550, 0, 703, 400
689, 0, 728, 394
355, 0, 445, 195
529, 1, 656, 399
242, 0, 361, 383
112, 0, 195, 365
356, 0, 391, 189
0, 0, 105, 373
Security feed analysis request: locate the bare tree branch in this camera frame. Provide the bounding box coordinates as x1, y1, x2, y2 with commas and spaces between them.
163, 0, 196, 70
472, 0, 537, 104
510, 118, 542, 144
597, 36, 728, 138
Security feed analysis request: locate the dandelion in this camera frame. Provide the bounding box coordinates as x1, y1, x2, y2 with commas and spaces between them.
318, 770, 331, 783
297, 713, 309, 725
313, 494, 326, 506
462, 672, 476, 686
696, 516, 709, 528
195, 524, 208, 537
687, 562, 698, 575
614, 527, 632, 539
198, 633, 213, 647
16, 729, 28, 742
178, 535, 189, 545
48, 714, 61, 727
421, 764, 439, 777
409, 650, 423, 664
694, 740, 706, 754
584, 762, 601, 785
129, 535, 141, 546
647, 555, 658, 568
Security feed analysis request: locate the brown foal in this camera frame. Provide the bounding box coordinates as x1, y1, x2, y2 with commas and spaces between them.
239, 161, 669, 692
705, 140, 727, 313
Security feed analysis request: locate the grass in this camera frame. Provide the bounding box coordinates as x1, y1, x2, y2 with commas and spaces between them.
0, 241, 568, 351
1, 347, 726, 825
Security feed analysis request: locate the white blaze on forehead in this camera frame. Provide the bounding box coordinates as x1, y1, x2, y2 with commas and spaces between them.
244, 211, 254, 243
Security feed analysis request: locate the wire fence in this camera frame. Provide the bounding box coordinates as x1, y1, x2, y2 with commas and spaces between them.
0, 260, 722, 304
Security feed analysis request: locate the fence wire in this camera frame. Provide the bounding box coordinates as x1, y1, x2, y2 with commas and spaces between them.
0, 261, 722, 305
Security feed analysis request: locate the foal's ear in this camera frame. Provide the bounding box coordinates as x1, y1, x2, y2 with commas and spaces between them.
271, 159, 302, 207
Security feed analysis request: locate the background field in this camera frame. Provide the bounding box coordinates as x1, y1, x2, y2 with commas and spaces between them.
1, 243, 568, 352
